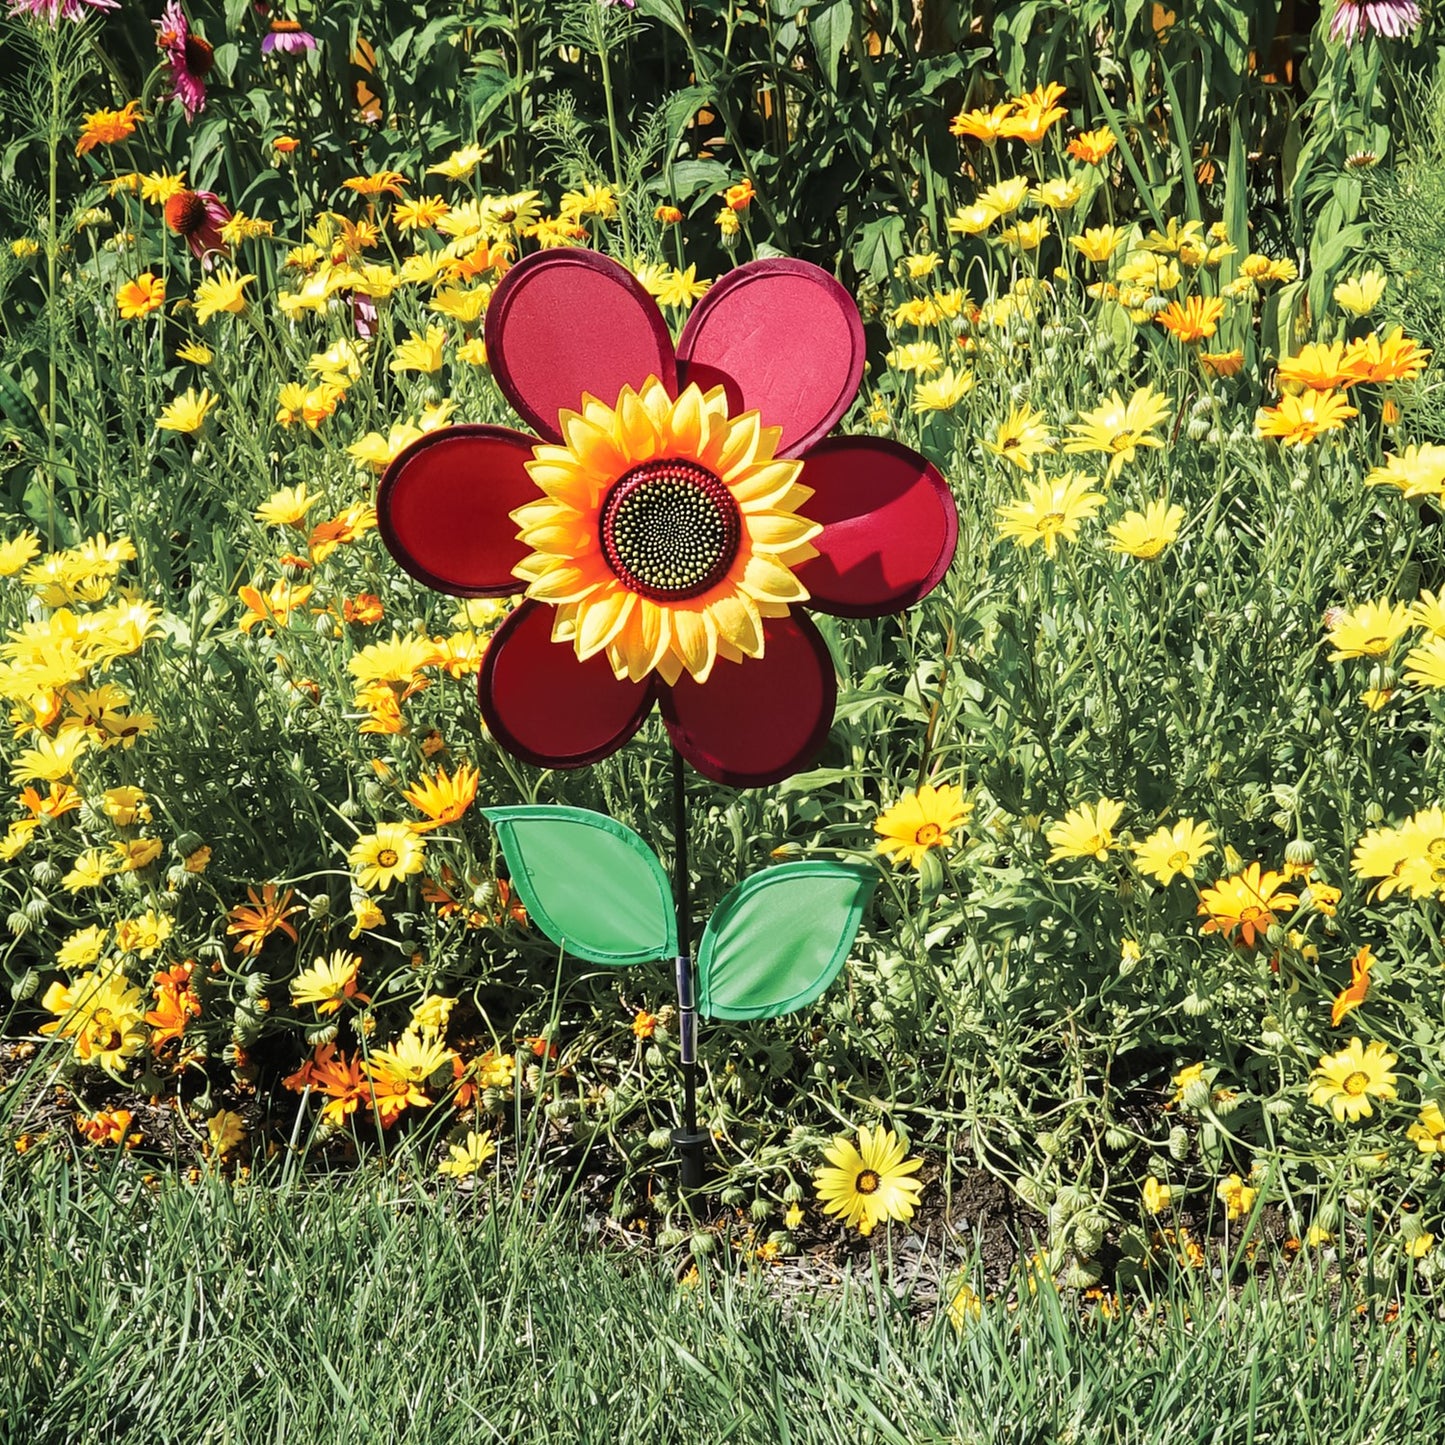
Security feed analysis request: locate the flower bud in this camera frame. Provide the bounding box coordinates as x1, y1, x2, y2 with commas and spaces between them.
782, 1181, 805, 1204
308, 893, 331, 920
30, 860, 61, 888
648, 1128, 672, 1151
305, 1022, 339, 1047
1064, 1259, 1102, 1289
656, 1226, 687, 1251
1182, 991, 1210, 1017
1168, 1126, 1190, 1160
1264, 923, 1287, 949
689, 1231, 717, 1256
1264, 1096, 1293, 1118
5, 910, 31, 938
9, 968, 39, 1001
1104, 1125, 1131, 1151
720, 1186, 746, 1209
24, 897, 48, 924
1284, 838, 1316, 870
1182, 1078, 1212, 1111
1073, 1215, 1106, 1256
749, 1198, 773, 1223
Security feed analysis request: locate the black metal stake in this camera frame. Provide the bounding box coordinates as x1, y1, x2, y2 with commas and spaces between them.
668, 745, 708, 1189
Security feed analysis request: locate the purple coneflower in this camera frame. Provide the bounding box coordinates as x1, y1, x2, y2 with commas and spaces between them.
155, 1, 214, 121
262, 18, 317, 56
1329, 0, 1421, 44
7, 0, 118, 20
163, 189, 231, 263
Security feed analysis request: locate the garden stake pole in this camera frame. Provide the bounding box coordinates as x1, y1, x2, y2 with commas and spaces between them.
670, 745, 709, 1190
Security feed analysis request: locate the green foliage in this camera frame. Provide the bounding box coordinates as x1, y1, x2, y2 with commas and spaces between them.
3, 0, 1445, 1281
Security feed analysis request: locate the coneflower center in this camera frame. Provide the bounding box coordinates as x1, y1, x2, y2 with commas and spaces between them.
855, 1170, 881, 1194
599, 459, 741, 601
164, 192, 208, 236
185, 36, 216, 77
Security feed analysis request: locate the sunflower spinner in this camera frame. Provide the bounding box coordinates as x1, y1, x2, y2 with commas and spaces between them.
378, 249, 958, 1186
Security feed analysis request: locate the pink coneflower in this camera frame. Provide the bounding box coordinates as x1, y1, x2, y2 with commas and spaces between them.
1329, 0, 1421, 43
155, 1, 214, 121
8, 0, 116, 19
7, 0, 118, 20
261, 18, 317, 55
163, 189, 230, 262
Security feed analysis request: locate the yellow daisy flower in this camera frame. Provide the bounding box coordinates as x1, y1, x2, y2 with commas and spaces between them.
1133, 818, 1215, 885
813, 1124, 923, 1236
1106, 499, 1184, 559
873, 783, 972, 869
348, 823, 426, 891
1046, 798, 1124, 863
996, 472, 1106, 556
1308, 1038, 1397, 1123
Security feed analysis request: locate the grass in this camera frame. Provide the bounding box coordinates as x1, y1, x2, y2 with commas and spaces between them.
3, 1142, 1443, 1445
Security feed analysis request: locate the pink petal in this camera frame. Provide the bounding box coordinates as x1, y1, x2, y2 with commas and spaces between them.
661, 613, 835, 786
794, 437, 958, 617
485, 250, 677, 442
480, 601, 656, 768
379, 426, 538, 597
676, 258, 865, 457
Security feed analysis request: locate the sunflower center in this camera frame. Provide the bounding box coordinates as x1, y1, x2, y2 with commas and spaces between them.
377, 848, 399, 868
914, 823, 942, 847
1168, 849, 1192, 870
855, 1170, 881, 1195
1342, 1070, 1370, 1096
599, 459, 741, 601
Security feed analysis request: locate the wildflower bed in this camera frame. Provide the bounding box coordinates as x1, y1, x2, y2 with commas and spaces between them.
2, 0, 1445, 1319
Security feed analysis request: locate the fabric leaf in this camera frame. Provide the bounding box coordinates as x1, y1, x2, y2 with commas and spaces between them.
696, 861, 877, 1020
483, 806, 676, 966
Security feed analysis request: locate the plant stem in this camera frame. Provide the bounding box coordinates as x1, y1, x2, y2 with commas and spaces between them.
591, 6, 633, 259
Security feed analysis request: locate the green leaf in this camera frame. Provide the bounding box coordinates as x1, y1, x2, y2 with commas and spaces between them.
697, 862, 877, 1020
633, 0, 691, 42
483, 807, 676, 966
808, 0, 851, 92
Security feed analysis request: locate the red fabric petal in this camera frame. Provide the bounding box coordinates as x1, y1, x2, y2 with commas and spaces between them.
676, 259, 864, 457
661, 613, 835, 787
485, 251, 677, 443
379, 426, 537, 598
794, 438, 958, 617
480, 601, 656, 769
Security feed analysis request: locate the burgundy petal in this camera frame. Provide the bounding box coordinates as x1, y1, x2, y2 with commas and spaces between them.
661, 613, 835, 787
379, 425, 538, 598
485, 251, 677, 443
481, 601, 656, 769
794, 437, 958, 617
675, 258, 864, 457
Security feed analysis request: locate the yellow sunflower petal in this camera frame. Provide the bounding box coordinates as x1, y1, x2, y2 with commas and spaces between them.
741, 554, 810, 605
574, 586, 635, 660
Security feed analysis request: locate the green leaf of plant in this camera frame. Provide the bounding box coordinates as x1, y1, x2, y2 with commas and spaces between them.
483, 806, 676, 966
808, 0, 851, 93
697, 862, 877, 1020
